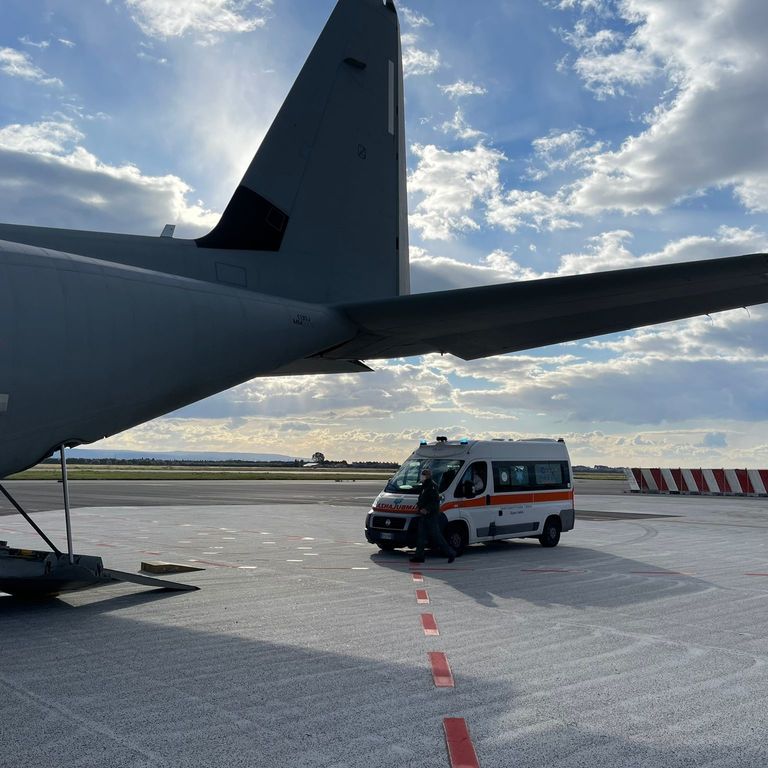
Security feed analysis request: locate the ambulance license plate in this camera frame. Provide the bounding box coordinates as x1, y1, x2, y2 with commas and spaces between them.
380, 532, 394, 540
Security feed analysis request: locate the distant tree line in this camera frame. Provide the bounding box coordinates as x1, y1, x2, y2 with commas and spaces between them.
572, 465, 624, 473
41, 457, 400, 469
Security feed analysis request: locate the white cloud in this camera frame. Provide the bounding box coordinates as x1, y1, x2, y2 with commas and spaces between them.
551, 0, 611, 12
409, 129, 592, 238
410, 247, 540, 292
571, 46, 658, 98
408, 142, 505, 240
557, 0, 768, 215
439, 108, 485, 141
486, 188, 579, 233
19, 36, 50, 50
527, 128, 605, 180
439, 80, 488, 100
174, 363, 455, 421
0, 47, 62, 86
124, 0, 272, 42
401, 43, 441, 78
0, 120, 218, 235
95, 417, 455, 463
560, 19, 659, 98
0, 120, 82, 154
137, 50, 169, 65
400, 6, 433, 28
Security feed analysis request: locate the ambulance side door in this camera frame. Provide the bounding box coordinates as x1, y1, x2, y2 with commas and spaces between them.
454, 460, 491, 539
491, 461, 536, 538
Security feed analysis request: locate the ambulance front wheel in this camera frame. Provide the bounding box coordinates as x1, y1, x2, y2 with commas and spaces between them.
538, 516, 561, 547
377, 542, 397, 552
445, 523, 468, 556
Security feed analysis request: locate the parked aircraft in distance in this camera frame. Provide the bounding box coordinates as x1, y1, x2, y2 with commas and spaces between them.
1, 0, 767, 594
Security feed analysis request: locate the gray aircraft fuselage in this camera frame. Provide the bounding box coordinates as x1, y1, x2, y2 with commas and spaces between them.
0, 239, 353, 478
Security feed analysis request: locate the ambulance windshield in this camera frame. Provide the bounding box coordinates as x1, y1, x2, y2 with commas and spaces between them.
385, 458, 465, 494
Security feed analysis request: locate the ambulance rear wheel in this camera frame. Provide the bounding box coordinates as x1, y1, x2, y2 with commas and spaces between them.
445, 523, 468, 556
538, 516, 561, 547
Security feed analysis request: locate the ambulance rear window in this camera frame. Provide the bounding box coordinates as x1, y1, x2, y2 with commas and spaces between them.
534, 462, 563, 486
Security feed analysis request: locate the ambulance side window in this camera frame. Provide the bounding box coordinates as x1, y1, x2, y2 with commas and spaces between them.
532, 461, 570, 489
493, 462, 531, 491
456, 462, 487, 497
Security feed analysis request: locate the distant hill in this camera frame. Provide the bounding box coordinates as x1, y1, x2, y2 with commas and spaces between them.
61, 449, 300, 463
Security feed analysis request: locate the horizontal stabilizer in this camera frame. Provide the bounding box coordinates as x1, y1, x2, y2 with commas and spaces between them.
327, 253, 768, 360
267, 358, 373, 377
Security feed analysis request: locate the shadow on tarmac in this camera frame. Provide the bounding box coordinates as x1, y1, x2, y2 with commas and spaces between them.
0, 587, 185, 613
0, 575, 761, 768
368, 539, 713, 610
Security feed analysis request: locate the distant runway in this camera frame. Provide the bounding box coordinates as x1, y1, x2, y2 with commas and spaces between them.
2, 479, 766, 767
0, 476, 627, 514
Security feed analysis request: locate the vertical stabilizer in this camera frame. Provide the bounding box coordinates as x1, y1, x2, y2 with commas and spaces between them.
197, 0, 410, 303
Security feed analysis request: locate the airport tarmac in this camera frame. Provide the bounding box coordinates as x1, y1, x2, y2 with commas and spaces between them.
1, 481, 767, 767
0, 476, 625, 514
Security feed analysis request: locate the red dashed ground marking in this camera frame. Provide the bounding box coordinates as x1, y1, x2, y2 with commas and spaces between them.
746, 572, 768, 576
443, 718, 480, 768
412, 572, 424, 583
421, 613, 439, 636
416, 588, 430, 604
429, 652, 454, 688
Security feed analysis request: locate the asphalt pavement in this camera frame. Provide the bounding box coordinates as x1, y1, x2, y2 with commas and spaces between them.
0, 476, 627, 515
1, 481, 766, 767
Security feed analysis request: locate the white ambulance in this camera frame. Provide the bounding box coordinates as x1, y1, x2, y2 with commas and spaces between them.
365, 438, 575, 554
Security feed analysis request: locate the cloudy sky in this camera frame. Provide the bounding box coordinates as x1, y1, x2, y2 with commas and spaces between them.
3, 0, 768, 466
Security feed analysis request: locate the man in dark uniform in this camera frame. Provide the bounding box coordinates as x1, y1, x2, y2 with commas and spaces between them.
410, 468, 456, 563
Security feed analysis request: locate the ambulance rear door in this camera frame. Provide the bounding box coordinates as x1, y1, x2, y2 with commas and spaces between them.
531, 459, 573, 528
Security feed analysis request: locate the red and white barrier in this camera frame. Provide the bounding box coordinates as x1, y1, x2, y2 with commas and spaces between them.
624, 467, 768, 496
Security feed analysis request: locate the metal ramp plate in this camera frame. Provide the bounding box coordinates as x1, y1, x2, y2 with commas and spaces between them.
104, 568, 199, 591
0, 544, 199, 597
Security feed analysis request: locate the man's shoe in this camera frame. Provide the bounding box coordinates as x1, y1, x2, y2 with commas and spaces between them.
410, 557, 425, 563
447, 554, 455, 564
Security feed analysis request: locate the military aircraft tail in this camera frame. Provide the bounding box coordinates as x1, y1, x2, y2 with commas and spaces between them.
197, 0, 410, 303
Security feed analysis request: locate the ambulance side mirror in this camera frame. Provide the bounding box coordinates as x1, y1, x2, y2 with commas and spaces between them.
462, 480, 475, 498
